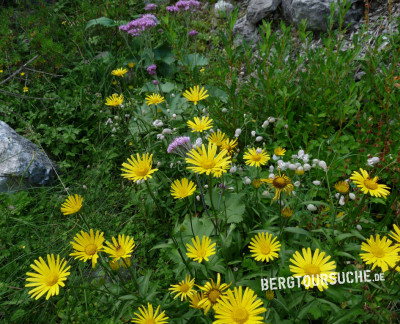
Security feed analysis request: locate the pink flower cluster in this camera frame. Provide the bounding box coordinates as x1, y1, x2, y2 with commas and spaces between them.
119, 14, 158, 37
167, 0, 201, 12
145, 3, 157, 11
167, 136, 192, 156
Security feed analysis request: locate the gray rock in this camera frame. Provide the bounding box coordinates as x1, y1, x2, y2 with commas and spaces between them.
215, 0, 235, 17
247, 0, 281, 24
233, 16, 260, 46
0, 121, 58, 192
281, 0, 364, 31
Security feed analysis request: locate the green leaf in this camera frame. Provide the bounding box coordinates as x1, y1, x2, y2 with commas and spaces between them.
86, 17, 118, 30
180, 53, 209, 69
161, 82, 175, 93
284, 227, 311, 237
225, 193, 245, 224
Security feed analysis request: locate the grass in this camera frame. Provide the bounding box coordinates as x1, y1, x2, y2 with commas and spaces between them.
0, 0, 400, 323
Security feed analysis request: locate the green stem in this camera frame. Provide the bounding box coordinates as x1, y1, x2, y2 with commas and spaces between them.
208, 174, 219, 236
171, 235, 193, 277
145, 181, 163, 217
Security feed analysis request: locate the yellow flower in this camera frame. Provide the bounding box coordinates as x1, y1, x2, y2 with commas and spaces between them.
145, 93, 165, 106
289, 248, 337, 291
185, 143, 231, 177
112, 81, 117, 85
214, 286, 267, 324
128, 62, 135, 68
389, 224, 400, 247
261, 171, 294, 200
111, 68, 128, 77
295, 168, 305, 175
121, 153, 158, 182
360, 235, 400, 272
25, 254, 70, 300
105, 93, 124, 106
61, 194, 83, 215
103, 234, 135, 261
70, 229, 104, 268
170, 178, 197, 199
243, 148, 270, 168
129, 142, 133, 146
350, 168, 390, 198
189, 291, 206, 310
131, 303, 169, 324
183, 85, 209, 105
0, 69, 4, 73
208, 131, 226, 146
62, 21, 66, 25
169, 275, 195, 301
198, 273, 231, 314
335, 181, 349, 194
20, 72, 25, 76
200, 68, 205, 73
252, 179, 262, 188
274, 147, 286, 156
265, 290, 274, 301
23, 86, 28, 93
281, 207, 293, 218
221, 138, 238, 156
248, 232, 281, 263
187, 116, 213, 133
186, 235, 216, 263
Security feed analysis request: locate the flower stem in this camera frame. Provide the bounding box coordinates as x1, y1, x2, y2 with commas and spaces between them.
208, 174, 219, 236
145, 181, 163, 217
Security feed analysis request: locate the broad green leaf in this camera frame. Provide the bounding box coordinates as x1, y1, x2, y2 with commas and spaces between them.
86, 17, 118, 30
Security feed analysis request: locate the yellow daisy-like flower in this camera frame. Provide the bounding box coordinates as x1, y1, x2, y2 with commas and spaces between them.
111, 68, 128, 77
105, 93, 124, 106
186, 235, 216, 263
389, 224, 400, 247
70, 229, 104, 268
221, 138, 238, 156
248, 232, 281, 263
61, 194, 83, 215
145, 93, 165, 106
121, 153, 158, 182
23, 86, 28, 92
360, 235, 400, 272
261, 171, 294, 200
289, 248, 337, 291
103, 234, 135, 261
350, 168, 390, 198
187, 116, 213, 133
274, 147, 286, 156
198, 273, 231, 315
25, 254, 70, 300
128, 62, 135, 68
185, 143, 231, 178
335, 181, 349, 194
183, 85, 209, 105
170, 178, 197, 199
208, 131, 227, 146
265, 290, 274, 301
243, 148, 270, 168
131, 303, 169, 324
214, 286, 267, 324
281, 207, 293, 218
252, 179, 262, 188
189, 291, 206, 310
169, 275, 196, 301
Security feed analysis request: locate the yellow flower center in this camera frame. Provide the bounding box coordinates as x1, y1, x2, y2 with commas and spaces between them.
144, 320, 156, 324
260, 244, 271, 255
85, 244, 97, 256
179, 283, 190, 293
273, 177, 287, 189
208, 289, 221, 303
136, 166, 150, 177
202, 159, 216, 170
196, 248, 207, 258
371, 246, 385, 258
252, 154, 262, 162
46, 274, 59, 286
305, 264, 320, 275
364, 179, 378, 190
115, 245, 126, 257
232, 307, 249, 323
